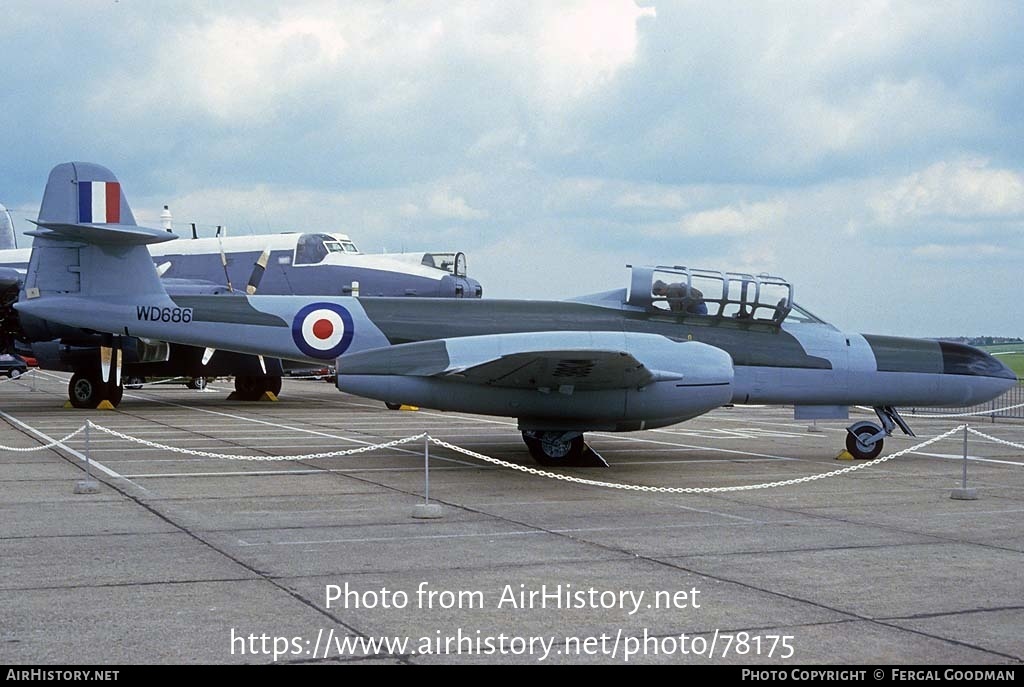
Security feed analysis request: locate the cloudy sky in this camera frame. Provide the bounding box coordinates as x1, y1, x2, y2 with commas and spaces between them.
2, 1, 1021, 336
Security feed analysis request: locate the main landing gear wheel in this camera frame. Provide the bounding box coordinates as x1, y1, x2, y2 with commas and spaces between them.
385, 402, 402, 410
186, 376, 207, 390
520, 431, 608, 468
846, 424, 884, 460
68, 372, 123, 409
233, 375, 283, 400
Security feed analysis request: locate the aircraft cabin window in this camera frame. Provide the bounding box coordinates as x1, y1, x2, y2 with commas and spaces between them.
786, 304, 827, 325
294, 233, 338, 265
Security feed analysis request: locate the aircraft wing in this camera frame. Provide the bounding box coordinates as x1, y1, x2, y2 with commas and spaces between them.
338, 332, 685, 391
448, 349, 654, 390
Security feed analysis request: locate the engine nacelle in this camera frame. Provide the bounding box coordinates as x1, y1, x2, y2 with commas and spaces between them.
338, 332, 734, 432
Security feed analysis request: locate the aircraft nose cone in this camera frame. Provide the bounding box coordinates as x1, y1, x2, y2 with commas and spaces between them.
938, 341, 1018, 406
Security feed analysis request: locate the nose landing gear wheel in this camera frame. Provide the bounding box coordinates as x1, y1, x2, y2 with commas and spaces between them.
846, 425, 884, 460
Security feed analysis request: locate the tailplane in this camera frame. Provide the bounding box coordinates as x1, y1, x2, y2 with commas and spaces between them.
22, 162, 175, 301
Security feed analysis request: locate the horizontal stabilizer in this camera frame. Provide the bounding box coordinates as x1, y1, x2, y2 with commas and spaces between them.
28, 220, 176, 246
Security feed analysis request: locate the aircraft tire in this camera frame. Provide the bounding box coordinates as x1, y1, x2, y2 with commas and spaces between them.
521, 431, 585, 466
385, 402, 402, 410
186, 377, 206, 390
234, 375, 281, 400
846, 425, 883, 460
234, 375, 262, 401
69, 372, 102, 409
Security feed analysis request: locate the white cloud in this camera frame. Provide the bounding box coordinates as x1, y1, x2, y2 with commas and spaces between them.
98, 1, 656, 124
911, 243, 1020, 261
677, 201, 787, 236
5, 0, 1023, 339
871, 159, 1024, 224
534, 1, 656, 100
427, 188, 488, 221
614, 189, 688, 210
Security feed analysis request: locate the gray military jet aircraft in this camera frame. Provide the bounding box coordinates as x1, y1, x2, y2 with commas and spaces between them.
14, 167, 1016, 465
0, 162, 481, 407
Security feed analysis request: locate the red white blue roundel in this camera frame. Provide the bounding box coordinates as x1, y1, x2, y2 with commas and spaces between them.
292, 303, 354, 359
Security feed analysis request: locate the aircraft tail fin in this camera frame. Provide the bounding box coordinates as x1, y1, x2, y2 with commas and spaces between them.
0, 204, 16, 250
22, 162, 176, 301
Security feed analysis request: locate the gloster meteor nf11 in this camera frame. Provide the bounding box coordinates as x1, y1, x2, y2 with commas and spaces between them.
14, 166, 1016, 466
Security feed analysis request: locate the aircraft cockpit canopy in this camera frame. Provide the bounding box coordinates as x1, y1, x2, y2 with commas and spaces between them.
294, 233, 360, 265
627, 265, 821, 325
420, 252, 468, 278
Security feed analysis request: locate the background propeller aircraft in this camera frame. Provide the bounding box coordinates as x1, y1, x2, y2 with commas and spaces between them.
0, 163, 481, 407
13, 165, 1017, 464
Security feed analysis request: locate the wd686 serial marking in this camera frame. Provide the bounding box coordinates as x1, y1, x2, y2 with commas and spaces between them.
136, 305, 193, 323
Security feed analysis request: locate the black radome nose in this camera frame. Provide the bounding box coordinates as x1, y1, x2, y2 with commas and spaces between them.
939, 342, 1018, 380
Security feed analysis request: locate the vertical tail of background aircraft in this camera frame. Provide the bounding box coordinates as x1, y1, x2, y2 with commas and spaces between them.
0, 203, 16, 250
22, 162, 174, 302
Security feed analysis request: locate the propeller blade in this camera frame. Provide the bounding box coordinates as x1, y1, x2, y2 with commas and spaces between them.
156, 261, 172, 277
258, 355, 267, 374
202, 347, 216, 366
246, 246, 271, 295
100, 345, 112, 384
217, 236, 233, 292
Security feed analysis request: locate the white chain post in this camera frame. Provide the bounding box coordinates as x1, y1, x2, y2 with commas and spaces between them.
74, 420, 100, 494
412, 433, 443, 519
950, 424, 979, 500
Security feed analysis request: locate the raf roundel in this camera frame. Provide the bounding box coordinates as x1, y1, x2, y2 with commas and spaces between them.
291, 303, 355, 359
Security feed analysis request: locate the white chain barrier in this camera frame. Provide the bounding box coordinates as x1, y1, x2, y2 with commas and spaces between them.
967, 427, 1024, 451
0, 368, 36, 385
858, 402, 1024, 418
4, 421, 1014, 492
430, 425, 970, 494
87, 422, 428, 461
912, 402, 1024, 418
0, 425, 87, 452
